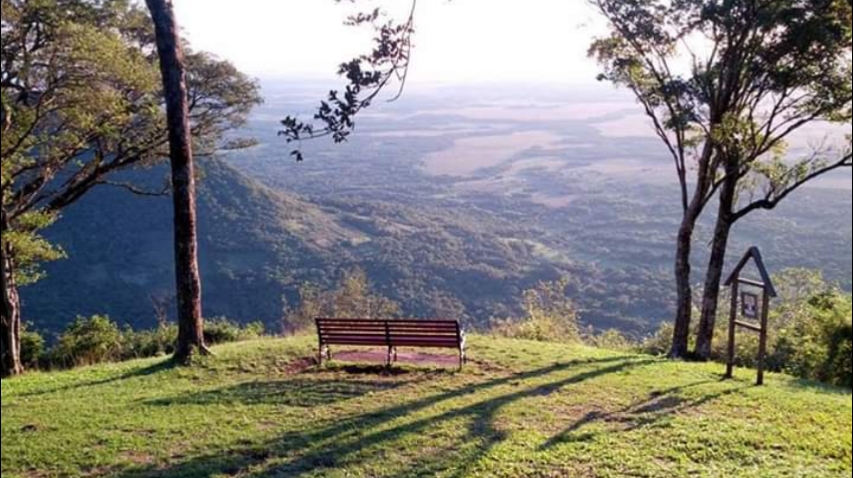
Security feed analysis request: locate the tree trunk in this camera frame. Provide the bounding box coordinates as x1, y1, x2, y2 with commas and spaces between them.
146, 0, 208, 363
694, 163, 738, 360
1, 213, 24, 378
669, 138, 719, 360
670, 215, 697, 359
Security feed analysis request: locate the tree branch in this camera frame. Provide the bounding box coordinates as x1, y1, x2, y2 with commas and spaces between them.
98, 180, 170, 197
280, 0, 419, 161
733, 153, 853, 221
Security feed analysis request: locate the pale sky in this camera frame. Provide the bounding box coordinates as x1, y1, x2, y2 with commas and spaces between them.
174, 0, 606, 85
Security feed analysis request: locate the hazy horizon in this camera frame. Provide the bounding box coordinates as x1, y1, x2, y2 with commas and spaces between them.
175, 0, 608, 86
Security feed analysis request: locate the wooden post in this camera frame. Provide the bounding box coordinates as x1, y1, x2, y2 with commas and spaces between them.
725, 281, 739, 380
757, 292, 771, 386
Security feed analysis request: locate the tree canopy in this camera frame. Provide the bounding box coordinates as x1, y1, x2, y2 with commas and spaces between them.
1, 0, 261, 279
1, 0, 261, 376
590, 0, 852, 359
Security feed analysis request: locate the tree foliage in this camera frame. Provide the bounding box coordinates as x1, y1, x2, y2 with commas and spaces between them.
285, 269, 402, 329
1, 0, 261, 277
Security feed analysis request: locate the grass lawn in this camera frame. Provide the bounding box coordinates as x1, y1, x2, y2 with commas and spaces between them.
2, 336, 851, 478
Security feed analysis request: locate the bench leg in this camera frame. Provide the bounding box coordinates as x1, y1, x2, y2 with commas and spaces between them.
318, 345, 331, 366
393, 347, 399, 363
386, 347, 394, 368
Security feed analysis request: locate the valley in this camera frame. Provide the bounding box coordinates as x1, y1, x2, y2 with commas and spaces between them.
25, 83, 853, 337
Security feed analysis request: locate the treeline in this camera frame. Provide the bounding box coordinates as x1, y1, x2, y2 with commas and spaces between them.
16, 268, 852, 388
21, 316, 264, 372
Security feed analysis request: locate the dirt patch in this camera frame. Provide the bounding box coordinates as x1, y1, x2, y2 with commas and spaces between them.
119, 451, 154, 466
468, 359, 510, 373
332, 349, 461, 368
284, 357, 317, 375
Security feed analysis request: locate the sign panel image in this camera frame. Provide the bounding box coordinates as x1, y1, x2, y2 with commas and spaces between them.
742, 292, 760, 320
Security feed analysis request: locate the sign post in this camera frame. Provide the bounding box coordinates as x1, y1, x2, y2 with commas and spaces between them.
723, 247, 777, 386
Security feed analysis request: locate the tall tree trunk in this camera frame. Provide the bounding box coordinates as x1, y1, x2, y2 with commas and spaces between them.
146, 0, 208, 362
694, 163, 738, 360
1, 212, 24, 378
670, 140, 718, 360
670, 214, 697, 359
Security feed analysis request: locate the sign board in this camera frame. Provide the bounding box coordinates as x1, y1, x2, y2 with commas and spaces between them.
724, 247, 777, 386
741, 292, 759, 320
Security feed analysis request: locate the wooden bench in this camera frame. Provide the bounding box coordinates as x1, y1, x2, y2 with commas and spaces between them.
315, 318, 466, 369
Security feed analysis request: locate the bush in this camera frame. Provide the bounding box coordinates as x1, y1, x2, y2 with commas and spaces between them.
827, 320, 852, 388
121, 324, 178, 360
586, 329, 637, 352
640, 322, 676, 357
774, 293, 852, 387
40, 316, 266, 371
203, 317, 264, 345
20, 325, 46, 369
492, 279, 581, 343
51, 315, 123, 368
283, 270, 401, 333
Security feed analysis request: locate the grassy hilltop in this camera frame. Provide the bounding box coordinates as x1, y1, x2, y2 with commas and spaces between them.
2, 337, 851, 478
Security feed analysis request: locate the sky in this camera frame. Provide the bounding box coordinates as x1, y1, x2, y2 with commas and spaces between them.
174, 0, 607, 86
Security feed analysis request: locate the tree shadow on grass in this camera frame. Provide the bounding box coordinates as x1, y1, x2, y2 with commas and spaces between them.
540, 380, 750, 450
113, 356, 656, 478
778, 378, 853, 396
17, 359, 175, 399
145, 377, 411, 408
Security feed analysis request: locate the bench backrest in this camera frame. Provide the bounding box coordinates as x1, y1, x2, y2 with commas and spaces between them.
316, 318, 462, 348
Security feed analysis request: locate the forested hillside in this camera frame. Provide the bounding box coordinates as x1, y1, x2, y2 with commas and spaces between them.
24, 159, 580, 334
23, 137, 853, 338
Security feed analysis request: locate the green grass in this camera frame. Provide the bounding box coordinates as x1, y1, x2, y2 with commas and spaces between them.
2, 336, 851, 478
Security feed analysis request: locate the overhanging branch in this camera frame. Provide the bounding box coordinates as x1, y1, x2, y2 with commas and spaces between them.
99, 180, 171, 197
733, 153, 853, 221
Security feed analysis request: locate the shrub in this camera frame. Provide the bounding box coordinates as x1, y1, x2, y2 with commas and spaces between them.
586, 329, 636, 352
20, 325, 46, 369
204, 317, 264, 345
492, 279, 581, 343
33, 314, 266, 371
283, 269, 401, 332
827, 319, 852, 388
774, 292, 852, 387
51, 315, 123, 368
640, 322, 676, 357
121, 324, 178, 360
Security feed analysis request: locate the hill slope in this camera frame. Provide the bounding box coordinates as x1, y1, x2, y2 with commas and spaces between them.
23, 158, 348, 333
2, 338, 850, 477
23, 158, 587, 335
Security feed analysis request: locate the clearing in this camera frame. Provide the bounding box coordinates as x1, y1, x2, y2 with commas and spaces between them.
2, 336, 850, 478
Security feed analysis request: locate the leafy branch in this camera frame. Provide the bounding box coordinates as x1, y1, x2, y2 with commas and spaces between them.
279, 0, 418, 162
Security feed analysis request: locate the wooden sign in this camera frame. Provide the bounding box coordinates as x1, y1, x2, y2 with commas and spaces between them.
724, 247, 777, 386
